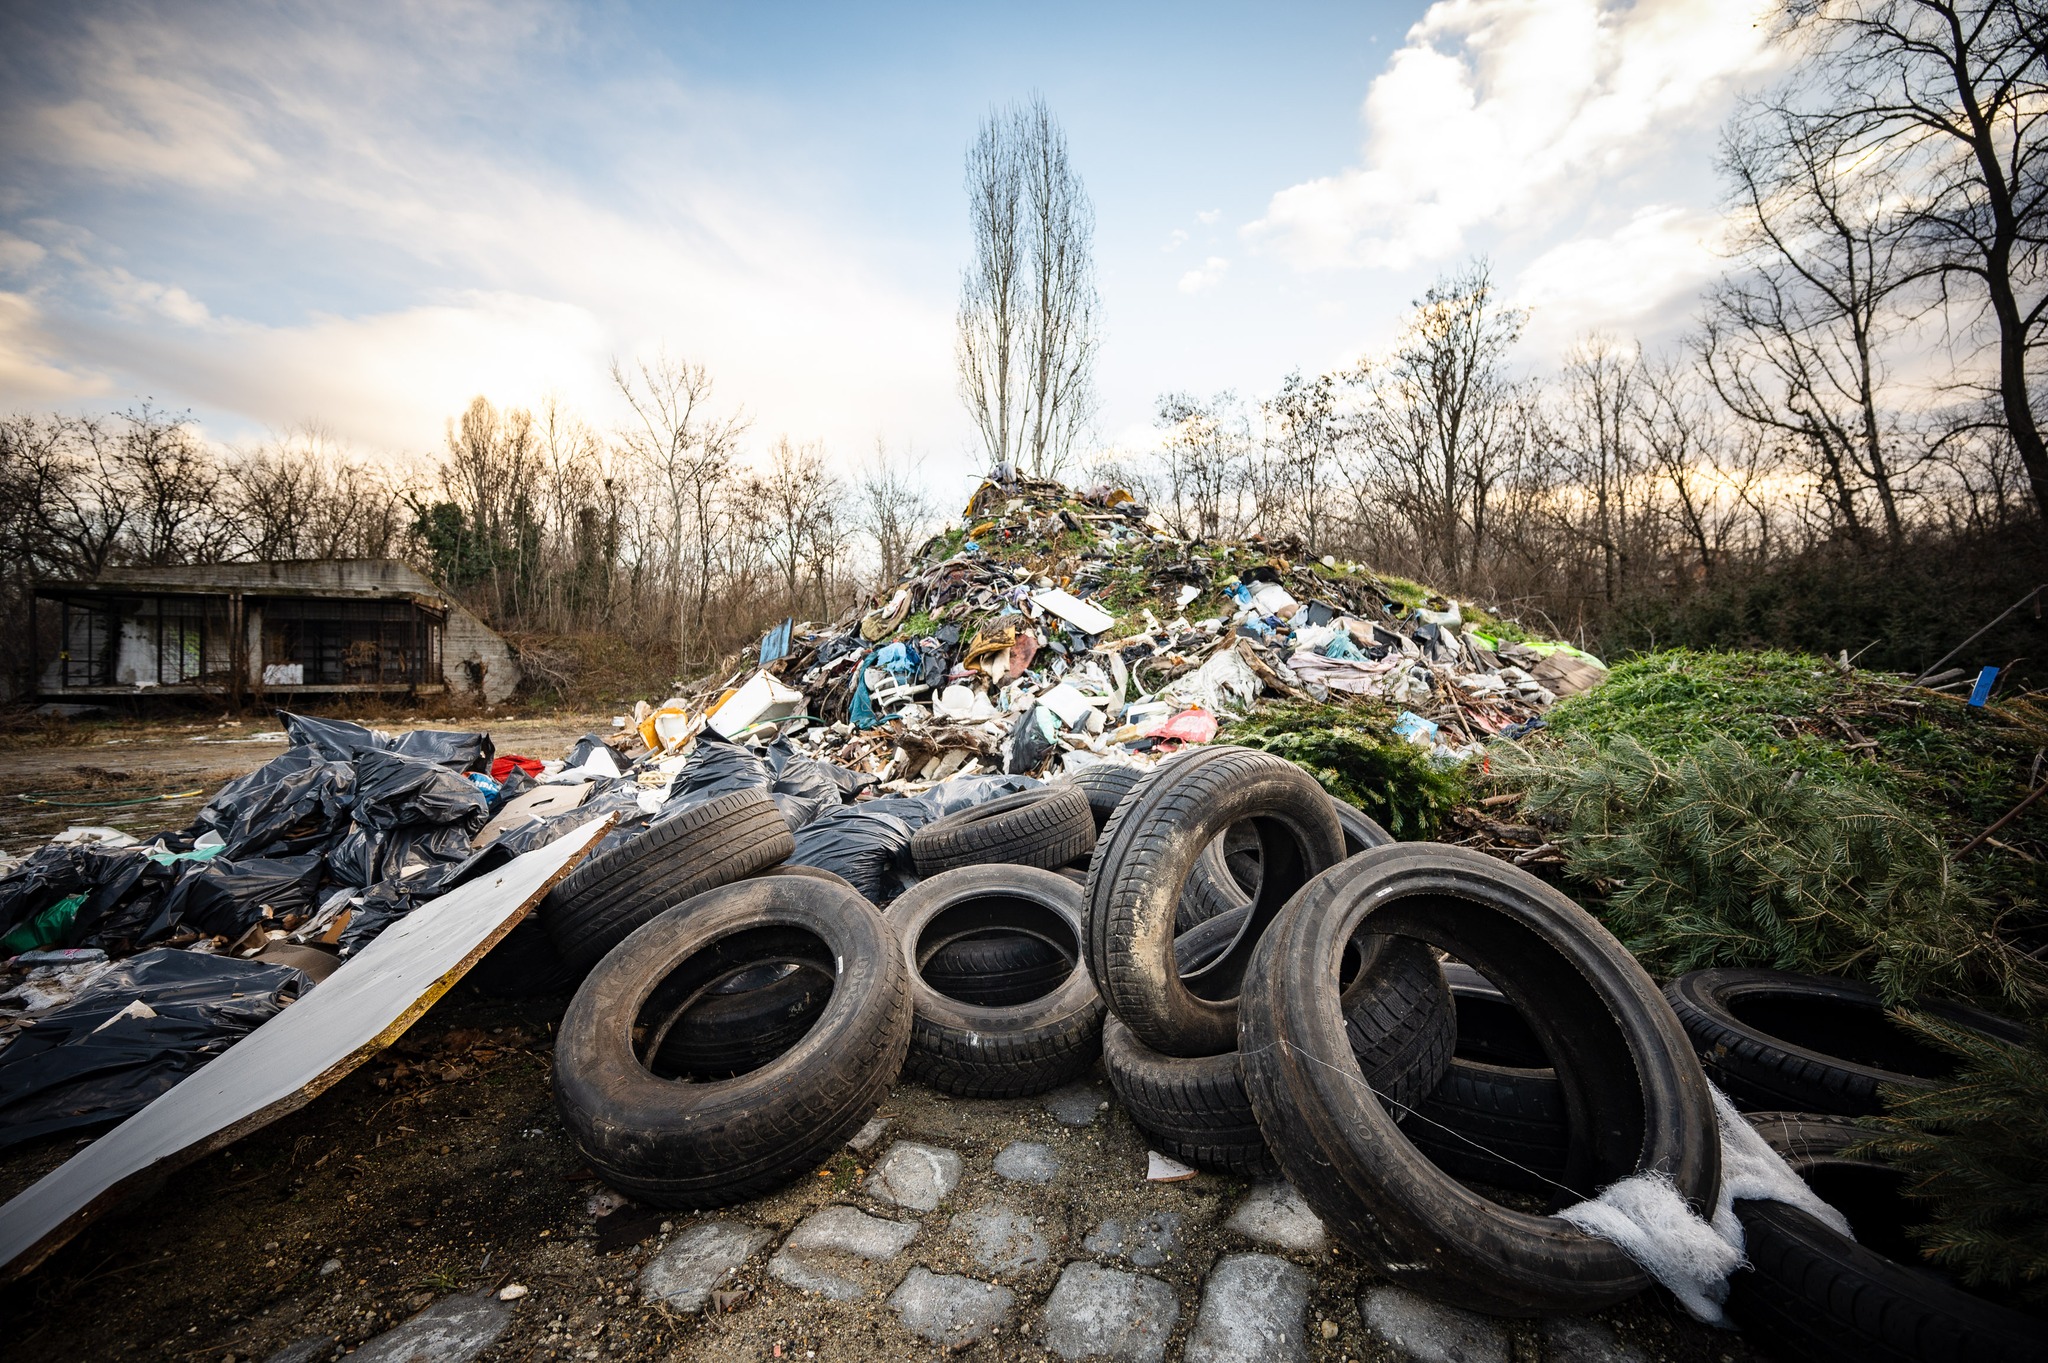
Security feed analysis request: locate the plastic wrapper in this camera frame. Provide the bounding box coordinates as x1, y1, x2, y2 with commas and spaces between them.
0, 948, 309, 1146
351, 749, 489, 833
157, 854, 325, 939
392, 727, 492, 771
281, 711, 389, 760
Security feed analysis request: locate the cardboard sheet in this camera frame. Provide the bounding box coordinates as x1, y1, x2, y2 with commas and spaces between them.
0, 818, 607, 1282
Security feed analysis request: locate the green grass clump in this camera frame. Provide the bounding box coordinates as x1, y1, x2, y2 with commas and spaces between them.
1498, 734, 2045, 1011
1854, 1013, 2048, 1309
1232, 702, 1469, 839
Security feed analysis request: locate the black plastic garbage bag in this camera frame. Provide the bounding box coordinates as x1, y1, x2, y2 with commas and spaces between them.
1002, 704, 1057, 775
783, 775, 1037, 903
204, 750, 355, 859
157, 854, 325, 939
0, 844, 95, 942
762, 738, 846, 820
392, 728, 493, 772
281, 712, 388, 760
786, 800, 927, 904
70, 846, 183, 952
328, 821, 477, 889
0, 949, 308, 1147
334, 841, 515, 956
352, 749, 488, 832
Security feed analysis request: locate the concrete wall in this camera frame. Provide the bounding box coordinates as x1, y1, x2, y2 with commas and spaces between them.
443, 600, 522, 703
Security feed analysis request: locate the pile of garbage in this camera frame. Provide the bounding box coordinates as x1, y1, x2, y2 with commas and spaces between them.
638, 473, 1609, 788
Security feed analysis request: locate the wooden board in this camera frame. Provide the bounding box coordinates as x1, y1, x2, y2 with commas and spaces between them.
0, 817, 608, 1282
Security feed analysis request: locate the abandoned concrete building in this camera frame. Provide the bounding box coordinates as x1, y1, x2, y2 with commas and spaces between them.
33, 560, 522, 706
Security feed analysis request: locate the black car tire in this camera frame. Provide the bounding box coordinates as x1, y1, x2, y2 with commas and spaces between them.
553, 876, 909, 1208
1239, 843, 1719, 1317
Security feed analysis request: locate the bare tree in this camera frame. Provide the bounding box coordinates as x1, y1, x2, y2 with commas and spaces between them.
1347, 261, 1529, 585
611, 351, 748, 672
746, 437, 844, 620
1795, 0, 2048, 520
1262, 369, 1343, 552
856, 442, 938, 590
957, 95, 1100, 478
1154, 391, 1252, 541
118, 404, 228, 566
1559, 335, 1646, 604
1703, 100, 1933, 544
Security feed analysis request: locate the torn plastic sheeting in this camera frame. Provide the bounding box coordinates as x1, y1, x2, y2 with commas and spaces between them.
0, 844, 178, 956
351, 749, 488, 834
328, 821, 476, 891
391, 728, 492, 772
1157, 646, 1262, 716
1284, 650, 1404, 697
0, 949, 309, 1148
335, 840, 518, 956
279, 712, 388, 760
157, 853, 325, 939
1003, 703, 1059, 775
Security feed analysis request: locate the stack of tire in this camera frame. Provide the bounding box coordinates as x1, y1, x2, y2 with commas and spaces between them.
1085, 746, 1457, 1176
538, 779, 1114, 1209
1664, 969, 2045, 1362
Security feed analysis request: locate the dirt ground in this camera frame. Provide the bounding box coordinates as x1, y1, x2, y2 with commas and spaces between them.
0, 713, 1770, 1363
0, 983, 1767, 1363
0, 711, 612, 858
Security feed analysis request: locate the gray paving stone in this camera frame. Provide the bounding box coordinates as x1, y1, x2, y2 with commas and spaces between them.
864, 1140, 963, 1211
888, 1267, 1016, 1347
1183, 1253, 1311, 1363
347, 1291, 512, 1363
1044, 1080, 1111, 1126
994, 1140, 1063, 1183
1038, 1261, 1179, 1363
1543, 1316, 1651, 1363
1225, 1179, 1327, 1252
1082, 1211, 1183, 1269
848, 1116, 889, 1151
956, 1205, 1053, 1274
1361, 1284, 1509, 1363
639, 1220, 774, 1312
262, 1338, 336, 1363
766, 1206, 919, 1301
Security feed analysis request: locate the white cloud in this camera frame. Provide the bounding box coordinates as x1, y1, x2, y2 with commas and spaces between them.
0, 4, 955, 459
1178, 257, 1230, 293
1196, 208, 1221, 224
1512, 202, 1725, 350
0, 292, 110, 399
1246, 0, 1781, 270
1163, 228, 1189, 252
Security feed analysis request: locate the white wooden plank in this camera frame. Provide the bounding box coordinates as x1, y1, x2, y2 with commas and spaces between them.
0, 817, 607, 1282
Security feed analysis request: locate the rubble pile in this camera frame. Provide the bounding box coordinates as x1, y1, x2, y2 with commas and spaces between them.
654, 474, 1610, 788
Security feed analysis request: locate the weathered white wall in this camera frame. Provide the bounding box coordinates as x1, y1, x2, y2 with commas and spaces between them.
442, 600, 521, 703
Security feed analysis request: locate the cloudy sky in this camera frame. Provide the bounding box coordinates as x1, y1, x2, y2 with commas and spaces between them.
0, 0, 1786, 493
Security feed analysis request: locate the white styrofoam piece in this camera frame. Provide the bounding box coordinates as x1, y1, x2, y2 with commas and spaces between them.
1032, 589, 1117, 636
0, 818, 607, 1283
